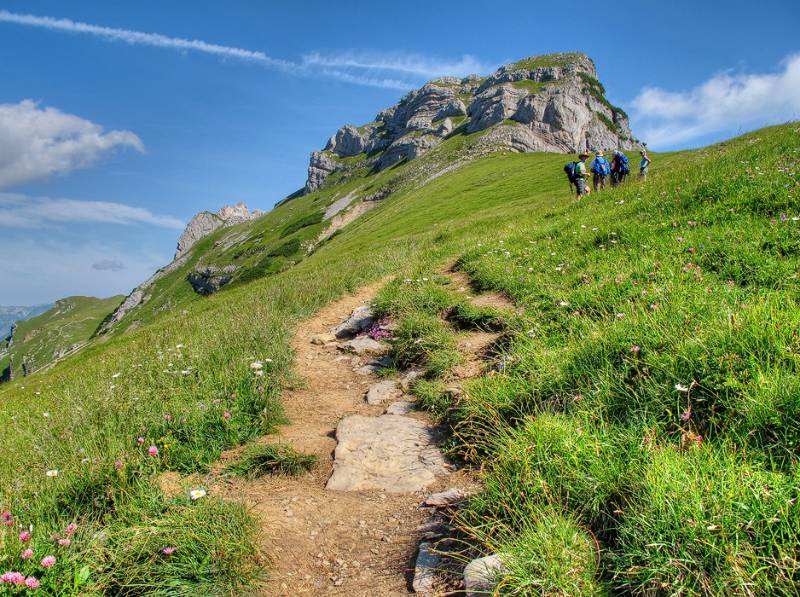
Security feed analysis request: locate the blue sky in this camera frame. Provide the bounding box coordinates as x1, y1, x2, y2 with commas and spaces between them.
1, 0, 798, 304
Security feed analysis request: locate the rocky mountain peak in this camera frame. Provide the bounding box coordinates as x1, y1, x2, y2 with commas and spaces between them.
175, 202, 264, 259
304, 51, 637, 193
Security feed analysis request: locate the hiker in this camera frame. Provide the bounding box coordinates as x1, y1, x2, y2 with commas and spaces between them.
610, 150, 630, 186
573, 153, 590, 197
639, 149, 651, 179
590, 150, 611, 191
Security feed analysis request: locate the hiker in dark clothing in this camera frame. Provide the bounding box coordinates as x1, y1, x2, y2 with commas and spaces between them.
590, 150, 611, 192
573, 153, 590, 197
610, 150, 631, 186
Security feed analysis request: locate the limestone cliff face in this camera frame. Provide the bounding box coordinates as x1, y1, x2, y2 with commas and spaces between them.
303, 52, 636, 193
174, 202, 264, 259
100, 203, 263, 334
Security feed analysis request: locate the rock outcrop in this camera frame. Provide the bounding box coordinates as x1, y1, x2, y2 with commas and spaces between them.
175, 202, 263, 259
0, 357, 12, 383
302, 52, 636, 193
101, 203, 262, 334
186, 265, 238, 295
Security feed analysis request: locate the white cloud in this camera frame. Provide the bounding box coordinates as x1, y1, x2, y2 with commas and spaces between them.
302, 51, 491, 79
315, 69, 413, 91
0, 193, 184, 229
0, 10, 294, 70
0, 10, 492, 90
0, 100, 143, 188
632, 54, 800, 148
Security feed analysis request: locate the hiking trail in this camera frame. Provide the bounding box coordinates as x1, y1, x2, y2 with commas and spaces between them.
205, 272, 513, 595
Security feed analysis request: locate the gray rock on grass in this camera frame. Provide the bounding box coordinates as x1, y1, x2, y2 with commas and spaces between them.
333, 306, 375, 339
400, 369, 424, 391
464, 554, 508, 596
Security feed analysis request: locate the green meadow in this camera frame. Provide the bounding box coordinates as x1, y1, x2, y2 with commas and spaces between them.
0, 296, 124, 378
1, 122, 798, 594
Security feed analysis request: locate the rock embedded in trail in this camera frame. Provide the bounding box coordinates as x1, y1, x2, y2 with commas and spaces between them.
333, 306, 375, 339
365, 380, 402, 405
340, 336, 387, 355
385, 401, 415, 415
310, 332, 336, 345
326, 414, 448, 493
412, 541, 441, 595
464, 554, 508, 597
424, 488, 467, 508
354, 354, 393, 376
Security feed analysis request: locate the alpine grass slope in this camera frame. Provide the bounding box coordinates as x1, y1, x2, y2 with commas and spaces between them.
0, 59, 798, 594
98, 52, 634, 336
0, 296, 123, 381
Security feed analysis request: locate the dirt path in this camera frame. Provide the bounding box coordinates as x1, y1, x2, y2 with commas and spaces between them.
211, 281, 467, 596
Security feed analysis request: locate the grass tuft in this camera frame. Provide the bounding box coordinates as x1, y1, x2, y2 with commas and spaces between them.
226, 443, 317, 478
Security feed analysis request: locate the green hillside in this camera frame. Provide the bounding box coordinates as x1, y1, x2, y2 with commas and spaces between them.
0, 295, 124, 379
0, 123, 798, 594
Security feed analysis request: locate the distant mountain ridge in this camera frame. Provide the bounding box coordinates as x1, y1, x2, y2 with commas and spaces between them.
0, 304, 52, 338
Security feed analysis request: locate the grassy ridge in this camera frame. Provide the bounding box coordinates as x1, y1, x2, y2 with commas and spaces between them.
0, 124, 797, 593
377, 125, 800, 594
0, 295, 124, 377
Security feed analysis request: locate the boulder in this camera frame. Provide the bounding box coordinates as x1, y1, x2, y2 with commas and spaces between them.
412, 541, 441, 594
464, 554, 508, 597
365, 380, 401, 405
326, 415, 448, 492
187, 265, 237, 295
333, 306, 375, 339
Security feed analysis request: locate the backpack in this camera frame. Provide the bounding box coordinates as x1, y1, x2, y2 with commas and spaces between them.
592, 157, 610, 176
564, 162, 578, 183
617, 153, 630, 175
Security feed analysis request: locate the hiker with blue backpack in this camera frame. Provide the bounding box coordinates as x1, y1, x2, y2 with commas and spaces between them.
590, 150, 611, 191
610, 150, 631, 186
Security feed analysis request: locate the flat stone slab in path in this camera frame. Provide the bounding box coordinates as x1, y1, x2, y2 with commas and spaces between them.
326, 414, 448, 493
365, 379, 401, 405
385, 400, 415, 414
